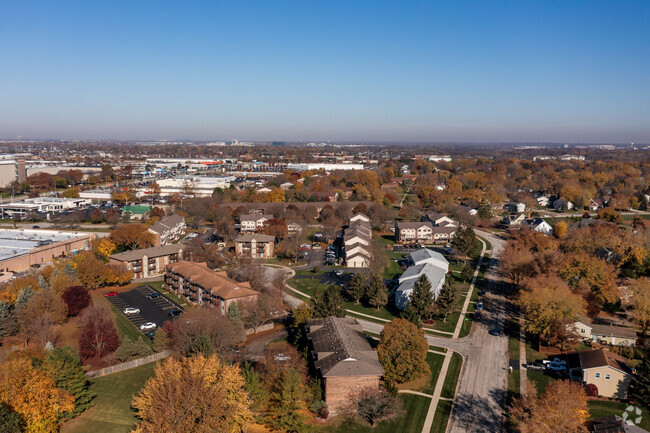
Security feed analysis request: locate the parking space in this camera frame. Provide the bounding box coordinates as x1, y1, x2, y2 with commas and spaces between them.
104, 285, 184, 336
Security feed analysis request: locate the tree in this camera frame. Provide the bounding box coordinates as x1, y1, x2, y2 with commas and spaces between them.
18, 288, 68, 347
451, 225, 479, 261
171, 308, 244, 357
115, 337, 153, 362
74, 252, 107, 290
78, 304, 120, 358
366, 275, 388, 310
262, 218, 289, 239
242, 362, 268, 411
553, 221, 567, 238
61, 285, 91, 316
189, 333, 215, 357
152, 328, 170, 352
509, 380, 588, 433
597, 207, 623, 224
346, 273, 366, 304
49, 268, 79, 294
0, 301, 17, 338
499, 241, 534, 286
350, 387, 397, 426
110, 224, 155, 251
226, 302, 242, 322
42, 347, 95, 418
409, 275, 434, 321
628, 348, 650, 409
0, 356, 75, 433
132, 354, 252, 433
377, 318, 429, 383
629, 278, 650, 335
241, 296, 275, 333
310, 286, 346, 318
0, 402, 24, 433
558, 253, 618, 304
460, 263, 474, 282
266, 368, 310, 433
94, 237, 116, 259
436, 280, 460, 322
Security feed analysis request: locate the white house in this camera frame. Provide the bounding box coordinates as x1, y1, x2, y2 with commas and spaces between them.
239, 214, 272, 232
527, 218, 553, 235
395, 249, 449, 310
536, 196, 550, 207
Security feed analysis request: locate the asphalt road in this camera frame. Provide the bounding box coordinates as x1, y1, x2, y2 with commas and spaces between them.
105, 285, 184, 334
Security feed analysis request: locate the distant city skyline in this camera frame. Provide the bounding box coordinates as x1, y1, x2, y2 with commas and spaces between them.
1, 1, 648, 143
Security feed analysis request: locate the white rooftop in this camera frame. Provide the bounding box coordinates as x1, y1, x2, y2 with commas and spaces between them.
0, 229, 85, 262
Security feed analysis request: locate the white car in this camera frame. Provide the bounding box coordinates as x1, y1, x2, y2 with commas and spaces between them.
335, 270, 344, 276
124, 307, 140, 315
140, 322, 156, 330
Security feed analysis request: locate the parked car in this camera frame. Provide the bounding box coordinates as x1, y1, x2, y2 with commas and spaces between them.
168, 308, 183, 317
479, 290, 486, 296
140, 322, 157, 330
476, 301, 483, 310
473, 311, 481, 321
526, 362, 545, 371
335, 270, 344, 277
144, 329, 156, 339
103, 291, 118, 297
147, 292, 161, 299
124, 307, 140, 315
546, 362, 567, 372
488, 328, 504, 336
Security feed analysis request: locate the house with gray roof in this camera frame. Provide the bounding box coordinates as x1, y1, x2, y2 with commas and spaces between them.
395, 248, 449, 310
148, 214, 186, 245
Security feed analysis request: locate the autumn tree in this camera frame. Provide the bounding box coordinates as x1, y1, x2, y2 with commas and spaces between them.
93, 237, 116, 259
132, 354, 252, 433
499, 241, 535, 286
366, 275, 388, 310
509, 380, 588, 433
18, 288, 68, 347
61, 285, 91, 316
78, 304, 120, 358
262, 218, 289, 239
110, 224, 155, 251
597, 207, 623, 224
171, 308, 244, 357
0, 356, 75, 433
409, 275, 434, 321
628, 278, 650, 335
558, 253, 618, 304
350, 387, 397, 426
42, 347, 95, 418
74, 252, 107, 290
553, 221, 567, 238
377, 318, 429, 383
436, 280, 460, 322
346, 273, 367, 304
266, 368, 310, 433
310, 286, 346, 318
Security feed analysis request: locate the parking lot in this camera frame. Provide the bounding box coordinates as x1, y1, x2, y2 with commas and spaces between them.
105, 285, 184, 335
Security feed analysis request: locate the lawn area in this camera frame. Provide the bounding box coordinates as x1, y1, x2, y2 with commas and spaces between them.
458, 313, 474, 338
430, 399, 453, 433
326, 393, 430, 433
398, 352, 445, 394
587, 400, 650, 430
62, 362, 157, 433
103, 299, 150, 346
441, 352, 463, 399
507, 320, 521, 399
478, 236, 492, 251
526, 370, 555, 395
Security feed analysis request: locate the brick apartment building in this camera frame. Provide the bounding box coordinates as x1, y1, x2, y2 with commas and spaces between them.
109, 244, 185, 279
148, 214, 186, 245
234, 233, 275, 258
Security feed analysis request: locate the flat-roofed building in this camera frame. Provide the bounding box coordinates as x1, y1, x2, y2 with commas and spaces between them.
0, 197, 91, 219
109, 244, 185, 279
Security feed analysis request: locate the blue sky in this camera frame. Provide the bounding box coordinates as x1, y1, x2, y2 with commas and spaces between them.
1, 1, 649, 143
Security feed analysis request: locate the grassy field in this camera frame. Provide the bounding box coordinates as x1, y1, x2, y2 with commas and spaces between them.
587, 400, 650, 430
430, 399, 453, 433
441, 352, 463, 399
327, 394, 430, 433
526, 370, 555, 395
62, 362, 157, 433
398, 352, 445, 394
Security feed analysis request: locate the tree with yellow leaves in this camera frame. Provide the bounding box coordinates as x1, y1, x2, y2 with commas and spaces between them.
629, 278, 650, 335
553, 221, 567, 238
93, 237, 117, 260
0, 356, 75, 433
132, 354, 252, 433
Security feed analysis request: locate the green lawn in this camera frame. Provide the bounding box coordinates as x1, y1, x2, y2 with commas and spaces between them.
154, 282, 190, 307
430, 399, 453, 433
62, 362, 157, 433
105, 301, 150, 347
526, 370, 555, 395
441, 352, 463, 399
420, 352, 446, 394
479, 236, 492, 251
327, 394, 430, 433
587, 400, 650, 430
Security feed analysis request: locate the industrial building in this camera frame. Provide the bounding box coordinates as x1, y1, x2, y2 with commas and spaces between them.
286, 163, 364, 171
0, 155, 27, 188
0, 197, 92, 219
156, 175, 236, 197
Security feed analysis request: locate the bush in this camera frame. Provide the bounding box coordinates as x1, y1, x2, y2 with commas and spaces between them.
585, 383, 598, 397
114, 337, 153, 362
312, 266, 320, 274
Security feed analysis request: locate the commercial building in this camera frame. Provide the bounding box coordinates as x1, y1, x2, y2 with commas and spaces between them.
109, 244, 185, 279
306, 317, 384, 414
148, 214, 186, 245
0, 156, 27, 188
156, 175, 236, 197
395, 248, 449, 310
0, 229, 91, 273
165, 261, 259, 314
234, 233, 275, 258
0, 197, 91, 219
121, 205, 152, 221
286, 163, 365, 171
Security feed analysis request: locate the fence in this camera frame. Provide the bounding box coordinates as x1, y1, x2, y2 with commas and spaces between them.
86, 350, 172, 378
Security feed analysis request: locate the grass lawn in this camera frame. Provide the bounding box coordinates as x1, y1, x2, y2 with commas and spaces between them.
62, 362, 157, 433
479, 236, 492, 251
458, 313, 474, 338
398, 352, 445, 394
430, 399, 453, 433
441, 352, 463, 399
103, 300, 150, 347
326, 394, 430, 433
526, 370, 555, 395
587, 400, 650, 430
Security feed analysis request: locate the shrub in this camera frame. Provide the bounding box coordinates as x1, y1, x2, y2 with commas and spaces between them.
114, 337, 153, 362
585, 383, 598, 397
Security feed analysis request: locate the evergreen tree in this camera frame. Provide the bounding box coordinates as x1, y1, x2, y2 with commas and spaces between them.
152, 328, 170, 352
409, 275, 433, 320
436, 280, 460, 322
310, 286, 346, 318
189, 333, 215, 357
460, 263, 475, 282
629, 349, 650, 409
400, 305, 422, 327
15, 286, 34, 313
242, 361, 268, 411
114, 337, 153, 362
267, 368, 310, 433
226, 302, 242, 322
42, 347, 95, 417
38, 275, 50, 291
367, 276, 388, 310
0, 403, 24, 433
451, 226, 479, 261
346, 274, 366, 304
0, 301, 17, 338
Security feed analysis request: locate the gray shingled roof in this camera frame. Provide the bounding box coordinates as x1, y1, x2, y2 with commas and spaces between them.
110, 244, 184, 262
149, 214, 185, 234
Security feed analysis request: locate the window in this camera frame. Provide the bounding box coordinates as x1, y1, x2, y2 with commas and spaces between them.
580, 329, 586, 334
594, 373, 601, 379
605, 374, 611, 380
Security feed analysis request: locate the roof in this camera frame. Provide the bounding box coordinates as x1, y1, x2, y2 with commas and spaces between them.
149, 214, 185, 234
410, 248, 449, 268
122, 205, 152, 214
306, 317, 384, 378
235, 233, 276, 242
590, 324, 638, 339
569, 349, 633, 375
110, 243, 184, 262
239, 214, 273, 222
589, 415, 649, 433
433, 225, 457, 234
396, 221, 433, 230
167, 261, 259, 300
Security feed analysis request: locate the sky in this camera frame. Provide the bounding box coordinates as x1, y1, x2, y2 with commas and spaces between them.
1, 1, 649, 143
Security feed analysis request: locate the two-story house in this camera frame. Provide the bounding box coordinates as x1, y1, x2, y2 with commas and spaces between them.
394, 221, 434, 244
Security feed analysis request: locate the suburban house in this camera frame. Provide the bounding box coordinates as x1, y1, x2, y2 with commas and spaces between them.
148, 214, 186, 245
235, 233, 276, 258
286, 220, 303, 235
422, 212, 459, 241
109, 244, 185, 279
344, 213, 372, 268
569, 317, 637, 347
306, 317, 384, 414
165, 260, 259, 314
536, 196, 550, 207
239, 214, 273, 232
553, 198, 574, 211
526, 218, 553, 235
394, 221, 434, 244
121, 205, 152, 221
395, 248, 449, 310
589, 199, 605, 211
505, 202, 527, 213
279, 182, 294, 191
564, 348, 634, 399
501, 213, 527, 227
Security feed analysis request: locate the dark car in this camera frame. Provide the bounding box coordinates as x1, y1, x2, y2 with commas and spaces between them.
489, 328, 504, 337
32, 225, 40, 229
479, 290, 486, 296
473, 311, 481, 321
144, 329, 157, 339
147, 292, 161, 299
168, 308, 183, 317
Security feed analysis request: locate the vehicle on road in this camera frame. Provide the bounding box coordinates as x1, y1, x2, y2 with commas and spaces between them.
476, 301, 483, 310
168, 308, 183, 317
32, 225, 40, 229
147, 292, 161, 299
140, 322, 157, 330
526, 362, 546, 371
103, 291, 118, 297
124, 307, 140, 315
488, 328, 504, 336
